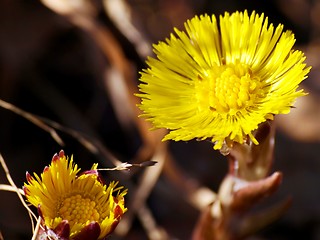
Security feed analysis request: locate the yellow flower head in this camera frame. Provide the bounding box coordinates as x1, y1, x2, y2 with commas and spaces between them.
137, 11, 310, 150
24, 150, 127, 240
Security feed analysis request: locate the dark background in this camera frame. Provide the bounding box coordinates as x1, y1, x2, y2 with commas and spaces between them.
0, 0, 320, 239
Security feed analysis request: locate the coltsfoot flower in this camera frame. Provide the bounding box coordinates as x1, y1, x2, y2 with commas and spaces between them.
137, 11, 310, 150
24, 150, 127, 240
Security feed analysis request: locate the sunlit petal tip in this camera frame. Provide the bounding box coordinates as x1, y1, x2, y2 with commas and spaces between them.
52, 153, 59, 162
80, 169, 99, 177
54, 220, 70, 239
43, 166, 49, 173
59, 149, 65, 159
73, 221, 100, 240
80, 169, 105, 185
25, 171, 33, 183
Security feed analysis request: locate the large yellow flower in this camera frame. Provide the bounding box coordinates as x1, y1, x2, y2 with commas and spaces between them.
24, 150, 127, 239
137, 11, 310, 150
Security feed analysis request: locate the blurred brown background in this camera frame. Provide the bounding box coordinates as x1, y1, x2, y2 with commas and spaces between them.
0, 0, 320, 239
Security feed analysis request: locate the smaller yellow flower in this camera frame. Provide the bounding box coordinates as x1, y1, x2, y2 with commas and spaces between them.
24, 150, 127, 240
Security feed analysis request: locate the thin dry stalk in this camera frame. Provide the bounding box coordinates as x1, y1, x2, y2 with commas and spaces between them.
0, 99, 64, 145
0, 153, 38, 233
0, 184, 24, 194
0, 97, 125, 167
31, 217, 42, 240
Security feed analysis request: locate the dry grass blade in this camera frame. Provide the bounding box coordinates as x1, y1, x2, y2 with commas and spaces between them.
0, 98, 132, 171
0, 99, 64, 146
0, 184, 25, 194
38, 116, 126, 167
31, 217, 42, 240
0, 98, 124, 167
0, 153, 38, 232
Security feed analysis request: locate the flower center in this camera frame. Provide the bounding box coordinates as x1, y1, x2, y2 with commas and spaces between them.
59, 194, 100, 226
196, 62, 263, 115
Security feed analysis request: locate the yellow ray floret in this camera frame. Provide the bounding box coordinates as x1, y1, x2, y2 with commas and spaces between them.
137, 10, 310, 150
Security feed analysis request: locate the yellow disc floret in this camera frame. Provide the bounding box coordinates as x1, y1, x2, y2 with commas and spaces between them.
196, 62, 264, 116
59, 194, 100, 227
